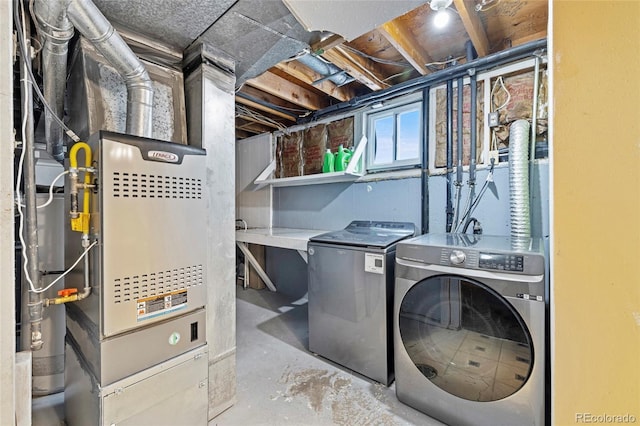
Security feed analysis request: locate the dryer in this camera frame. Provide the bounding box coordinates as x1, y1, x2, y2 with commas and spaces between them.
394, 234, 546, 426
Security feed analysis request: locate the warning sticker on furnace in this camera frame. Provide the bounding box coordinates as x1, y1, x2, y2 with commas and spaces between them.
136, 289, 188, 321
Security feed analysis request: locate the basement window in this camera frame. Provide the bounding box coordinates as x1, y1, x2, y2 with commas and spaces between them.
365, 100, 422, 172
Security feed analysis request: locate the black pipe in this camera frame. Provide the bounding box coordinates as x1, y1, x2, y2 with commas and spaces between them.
469, 70, 477, 186
303, 39, 547, 123
446, 80, 454, 233
465, 40, 476, 63
456, 77, 463, 186
421, 87, 429, 235
235, 91, 299, 121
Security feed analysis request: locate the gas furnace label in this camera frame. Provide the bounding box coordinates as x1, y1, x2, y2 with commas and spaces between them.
364, 253, 384, 274
136, 290, 188, 321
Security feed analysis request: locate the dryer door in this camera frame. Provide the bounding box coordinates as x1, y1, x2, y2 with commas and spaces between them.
398, 274, 533, 402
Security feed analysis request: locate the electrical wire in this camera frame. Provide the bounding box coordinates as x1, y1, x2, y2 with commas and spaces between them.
425, 56, 466, 68
16, 0, 38, 294
15, 0, 96, 296
475, 0, 501, 12
382, 69, 413, 82
236, 104, 287, 131
341, 45, 411, 67
16, 169, 69, 209
13, 1, 80, 143
491, 76, 511, 111
31, 241, 97, 294
27, 0, 43, 55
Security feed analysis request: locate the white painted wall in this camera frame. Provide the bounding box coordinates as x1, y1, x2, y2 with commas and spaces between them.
236, 133, 273, 228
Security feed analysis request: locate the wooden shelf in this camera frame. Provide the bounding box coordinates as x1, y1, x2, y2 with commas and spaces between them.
254, 135, 367, 188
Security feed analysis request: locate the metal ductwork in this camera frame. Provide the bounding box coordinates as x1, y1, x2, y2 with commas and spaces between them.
35, 0, 154, 160
34, 0, 74, 163
508, 119, 531, 242
296, 50, 354, 87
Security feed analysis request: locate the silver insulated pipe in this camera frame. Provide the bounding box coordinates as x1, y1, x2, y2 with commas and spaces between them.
508, 119, 531, 240
297, 50, 355, 87
35, 0, 154, 146
34, 0, 74, 163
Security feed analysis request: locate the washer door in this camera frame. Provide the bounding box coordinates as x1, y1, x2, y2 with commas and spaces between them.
398, 274, 533, 402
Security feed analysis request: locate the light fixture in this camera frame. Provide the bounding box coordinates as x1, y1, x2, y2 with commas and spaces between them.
430, 0, 453, 29
433, 9, 450, 28
430, 0, 453, 11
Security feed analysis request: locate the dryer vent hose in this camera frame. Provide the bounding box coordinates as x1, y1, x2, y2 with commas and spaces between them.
508, 120, 531, 244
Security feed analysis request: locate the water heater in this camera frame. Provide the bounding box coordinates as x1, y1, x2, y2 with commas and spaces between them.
64, 131, 209, 425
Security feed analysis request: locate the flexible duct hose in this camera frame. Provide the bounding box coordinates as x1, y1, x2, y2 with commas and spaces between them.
509, 120, 531, 240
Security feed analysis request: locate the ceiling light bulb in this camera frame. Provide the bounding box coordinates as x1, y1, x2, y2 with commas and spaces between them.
434, 9, 450, 28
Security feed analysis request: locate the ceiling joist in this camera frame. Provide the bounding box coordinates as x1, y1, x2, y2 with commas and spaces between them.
235, 113, 282, 130
453, 0, 490, 57
310, 34, 345, 54
245, 70, 330, 111
379, 19, 432, 75
511, 30, 548, 48
236, 119, 275, 134
321, 46, 388, 91
274, 60, 357, 102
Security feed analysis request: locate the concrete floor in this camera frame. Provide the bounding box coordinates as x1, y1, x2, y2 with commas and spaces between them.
32, 286, 443, 425
211, 286, 443, 426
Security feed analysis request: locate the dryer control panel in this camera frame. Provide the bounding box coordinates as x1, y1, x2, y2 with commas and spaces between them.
478, 252, 524, 272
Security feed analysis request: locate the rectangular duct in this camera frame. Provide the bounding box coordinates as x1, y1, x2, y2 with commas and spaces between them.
67, 37, 187, 144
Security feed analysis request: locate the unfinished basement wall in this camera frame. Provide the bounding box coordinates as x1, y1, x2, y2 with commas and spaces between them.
185, 54, 237, 419
268, 162, 548, 297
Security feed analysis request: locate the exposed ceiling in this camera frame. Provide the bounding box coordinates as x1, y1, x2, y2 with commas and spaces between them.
92, 0, 548, 141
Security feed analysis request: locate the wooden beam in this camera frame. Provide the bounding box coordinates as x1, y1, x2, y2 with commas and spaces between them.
310, 34, 345, 54
236, 119, 273, 134
236, 129, 254, 140
321, 46, 388, 91
379, 19, 432, 75
453, 0, 490, 57
235, 111, 282, 130
511, 30, 548, 48
274, 60, 357, 102
246, 70, 330, 111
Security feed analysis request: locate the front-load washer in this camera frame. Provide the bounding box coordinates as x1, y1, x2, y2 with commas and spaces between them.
394, 234, 546, 426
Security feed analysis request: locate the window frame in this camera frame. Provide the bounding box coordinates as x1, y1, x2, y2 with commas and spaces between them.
364, 95, 423, 173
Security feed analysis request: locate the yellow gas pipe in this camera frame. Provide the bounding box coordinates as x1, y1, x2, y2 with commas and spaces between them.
45, 142, 93, 307
69, 142, 92, 235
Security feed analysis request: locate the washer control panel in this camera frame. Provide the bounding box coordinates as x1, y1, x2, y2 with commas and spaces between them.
449, 249, 466, 265
478, 252, 524, 272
